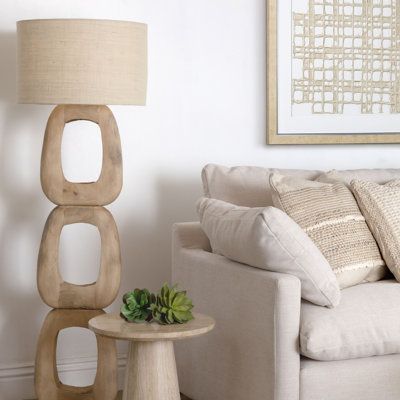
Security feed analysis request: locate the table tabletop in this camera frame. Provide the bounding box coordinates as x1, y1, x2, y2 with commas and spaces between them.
89, 312, 215, 341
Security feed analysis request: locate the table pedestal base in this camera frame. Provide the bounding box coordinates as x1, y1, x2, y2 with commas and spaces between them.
123, 340, 180, 400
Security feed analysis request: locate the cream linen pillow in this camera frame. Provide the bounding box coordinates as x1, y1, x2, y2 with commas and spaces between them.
269, 173, 386, 289
197, 197, 340, 308
351, 180, 400, 281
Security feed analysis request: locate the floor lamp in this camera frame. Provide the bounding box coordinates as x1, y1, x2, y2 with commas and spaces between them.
17, 19, 147, 399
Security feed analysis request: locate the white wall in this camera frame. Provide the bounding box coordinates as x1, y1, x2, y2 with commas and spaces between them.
1, 0, 400, 398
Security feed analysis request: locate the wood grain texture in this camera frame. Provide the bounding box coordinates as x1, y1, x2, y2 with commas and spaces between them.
266, 0, 400, 145
89, 314, 214, 400
123, 341, 180, 400
37, 206, 121, 309
31, 391, 191, 400
35, 309, 118, 400
41, 105, 123, 205
89, 313, 216, 341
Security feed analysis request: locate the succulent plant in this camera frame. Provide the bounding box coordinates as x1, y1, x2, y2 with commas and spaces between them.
120, 288, 155, 323
150, 283, 194, 325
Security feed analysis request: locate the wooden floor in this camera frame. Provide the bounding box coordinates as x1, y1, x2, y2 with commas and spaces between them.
33, 392, 191, 399
117, 392, 190, 399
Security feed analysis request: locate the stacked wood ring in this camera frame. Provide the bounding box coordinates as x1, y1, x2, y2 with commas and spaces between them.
35, 105, 122, 400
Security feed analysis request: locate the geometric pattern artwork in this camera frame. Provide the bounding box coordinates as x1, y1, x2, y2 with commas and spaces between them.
292, 0, 400, 114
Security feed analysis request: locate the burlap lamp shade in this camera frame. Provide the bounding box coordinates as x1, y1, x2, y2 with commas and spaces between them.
17, 19, 147, 105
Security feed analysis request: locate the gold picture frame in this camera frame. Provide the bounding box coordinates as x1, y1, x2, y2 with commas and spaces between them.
267, 0, 400, 145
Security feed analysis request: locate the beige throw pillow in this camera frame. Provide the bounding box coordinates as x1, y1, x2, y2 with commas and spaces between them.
351, 180, 400, 282
270, 173, 386, 288
197, 197, 341, 308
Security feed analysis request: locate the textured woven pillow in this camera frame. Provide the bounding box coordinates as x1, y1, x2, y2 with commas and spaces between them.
197, 197, 341, 307
351, 180, 400, 282
270, 173, 386, 289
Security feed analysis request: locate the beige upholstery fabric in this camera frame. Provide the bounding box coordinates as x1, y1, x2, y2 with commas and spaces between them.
300, 280, 400, 361
301, 354, 400, 400
351, 180, 400, 281
317, 169, 400, 186
173, 222, 301, 400
270, 173, 386, 288
202, 164, 400, 208
197, 197, 340, 307
202, 164, 321, 207
172, 221, 400, 400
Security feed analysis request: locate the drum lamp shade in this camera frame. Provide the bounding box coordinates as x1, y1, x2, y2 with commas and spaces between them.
17, 19, 147, 105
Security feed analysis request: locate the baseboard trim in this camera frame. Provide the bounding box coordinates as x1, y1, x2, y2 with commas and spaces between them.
0, 354, 127, 400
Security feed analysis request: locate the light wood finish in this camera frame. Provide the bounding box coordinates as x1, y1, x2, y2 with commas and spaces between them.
267, 0, 400, 145
41, 105, 122, 206
35, 309, 118, 400
37, 205, 121, 309
35, 100, 125, 394
89, 313, 215, 400
35, 105, 121, 397
32, 390, 192, 399
89, 313, 215, 341
17, 19, 147, 105
123, 341, 180, 400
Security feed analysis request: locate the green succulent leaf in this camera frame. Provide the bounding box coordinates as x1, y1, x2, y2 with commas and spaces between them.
151, 283, 194, 325
120, 288, 155, 323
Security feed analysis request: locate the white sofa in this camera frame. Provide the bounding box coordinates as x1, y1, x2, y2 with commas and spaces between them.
172, 164, 400, 400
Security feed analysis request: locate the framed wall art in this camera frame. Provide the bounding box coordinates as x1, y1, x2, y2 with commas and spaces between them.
267, 0, 400, 144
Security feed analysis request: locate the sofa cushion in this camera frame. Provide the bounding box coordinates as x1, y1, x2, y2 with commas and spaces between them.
269, 173, 386, 289
300, 280, 400, 361
351, 180, 400, 282
202, 164, 321, 207
197, 197, 340, 307
300, 353, 400, 400
317, 169, 400, 186
202, 165, 400, 208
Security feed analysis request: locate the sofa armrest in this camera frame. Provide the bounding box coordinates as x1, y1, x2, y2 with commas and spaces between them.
172, 223, 301, 400
172, 222, 211, 251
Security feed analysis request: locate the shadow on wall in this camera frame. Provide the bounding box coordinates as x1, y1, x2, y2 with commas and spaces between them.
117, 175, 202, 298
0, 28, 204, 377
0, 31, 51, 364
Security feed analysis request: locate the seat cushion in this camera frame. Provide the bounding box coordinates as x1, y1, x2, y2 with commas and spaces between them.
300, 280, 400, 361
300, 353, 400, 400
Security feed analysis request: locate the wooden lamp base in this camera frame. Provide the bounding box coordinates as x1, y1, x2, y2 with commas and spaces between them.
35, 105, 122, 399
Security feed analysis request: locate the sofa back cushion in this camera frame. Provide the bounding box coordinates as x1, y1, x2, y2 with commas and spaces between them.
202, 164, 321, 207
202, 164, 400, 207
318, 169, 400, 186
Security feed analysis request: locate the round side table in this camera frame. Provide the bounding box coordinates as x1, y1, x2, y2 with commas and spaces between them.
89, 313, 215, 400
